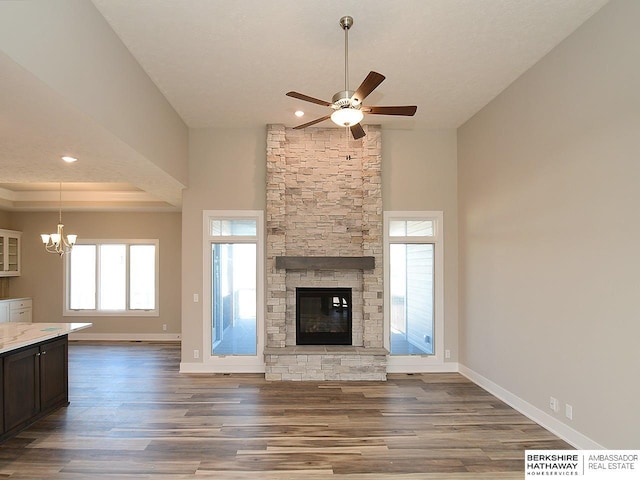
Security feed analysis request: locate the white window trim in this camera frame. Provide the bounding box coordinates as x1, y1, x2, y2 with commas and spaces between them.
384, 211, 445, 372
63, 239, 159, 317
201, 210, 265, 373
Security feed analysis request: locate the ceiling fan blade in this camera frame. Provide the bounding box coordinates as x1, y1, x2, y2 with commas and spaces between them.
351, 71, 385, 104
286, 91, 332, 107
293, 114, 332, 129
350, 124, 366, 140
363, 105, 417, 116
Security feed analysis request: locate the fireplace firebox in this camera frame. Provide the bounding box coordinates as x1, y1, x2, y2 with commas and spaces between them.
296, 288, 352, 345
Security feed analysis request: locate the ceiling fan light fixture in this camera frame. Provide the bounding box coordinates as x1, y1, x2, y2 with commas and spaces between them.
287, 15, 416, 138
331, 107, 364, 127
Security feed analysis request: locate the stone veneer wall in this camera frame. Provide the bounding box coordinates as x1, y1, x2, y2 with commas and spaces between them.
265, 124, 385, 380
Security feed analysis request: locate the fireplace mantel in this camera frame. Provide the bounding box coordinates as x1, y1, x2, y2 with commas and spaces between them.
275, 256, 375, 270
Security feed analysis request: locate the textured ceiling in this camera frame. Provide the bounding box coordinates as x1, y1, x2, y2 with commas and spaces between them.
0, 49, 183, 211
0, 0, 609, 210
92, 0, 608, 129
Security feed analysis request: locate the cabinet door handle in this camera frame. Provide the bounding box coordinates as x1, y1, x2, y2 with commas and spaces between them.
41, 351, 47, 355
36, 352, 41, 357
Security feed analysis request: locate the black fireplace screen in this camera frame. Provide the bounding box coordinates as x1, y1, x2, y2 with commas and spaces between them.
296, 287, 352, 345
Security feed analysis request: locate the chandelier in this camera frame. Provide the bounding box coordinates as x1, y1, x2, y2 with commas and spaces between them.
41, 182, 77, 256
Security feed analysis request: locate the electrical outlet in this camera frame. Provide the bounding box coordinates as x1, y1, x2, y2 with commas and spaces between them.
193, 349, 200, 359
565, 404, 573, 420
162, 324, 167, 331
193, 293, 199, 303
445, 349, 451, 359
549, 396, 559, 412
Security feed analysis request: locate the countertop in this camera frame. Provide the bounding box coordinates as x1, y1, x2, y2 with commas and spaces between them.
0, 297, 31, 303
0, 322, 92, 354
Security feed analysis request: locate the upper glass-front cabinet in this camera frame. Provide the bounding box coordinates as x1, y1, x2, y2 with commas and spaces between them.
0, 229, 21, 276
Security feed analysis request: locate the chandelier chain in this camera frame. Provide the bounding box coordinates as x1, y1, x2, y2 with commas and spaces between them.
41, 182, 77, 256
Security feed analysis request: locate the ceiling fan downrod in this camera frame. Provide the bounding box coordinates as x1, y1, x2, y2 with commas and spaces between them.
339, 16, 353, 93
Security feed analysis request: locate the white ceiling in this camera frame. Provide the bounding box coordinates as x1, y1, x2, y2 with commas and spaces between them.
92, 0, 608, 129
0, 0, 609, 210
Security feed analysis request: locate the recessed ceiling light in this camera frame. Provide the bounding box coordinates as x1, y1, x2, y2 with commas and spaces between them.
294, 110, 304, 117
61, 156, 78, 163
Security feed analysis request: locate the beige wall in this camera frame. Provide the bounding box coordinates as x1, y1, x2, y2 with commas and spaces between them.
382, 129, 459, 361
0, 211, 10, 228
181, 127, 267, 361
8, 211, 181, 336
458, 0, 639, 448
181, 126, 459, 365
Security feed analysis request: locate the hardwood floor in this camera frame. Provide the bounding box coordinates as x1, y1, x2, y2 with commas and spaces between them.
0, 342, 571, 479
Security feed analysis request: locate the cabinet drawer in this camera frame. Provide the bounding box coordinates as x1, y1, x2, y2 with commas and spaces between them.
10, 299, 32, 310
10, 308, 31, 323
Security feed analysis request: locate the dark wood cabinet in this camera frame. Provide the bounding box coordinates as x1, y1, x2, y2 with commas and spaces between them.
3, 345, 40, 432
1, 336, 68, 442
39, 337, 68, 411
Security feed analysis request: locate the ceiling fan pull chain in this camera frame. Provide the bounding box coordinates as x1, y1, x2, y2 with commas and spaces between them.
346, 127, 350, 160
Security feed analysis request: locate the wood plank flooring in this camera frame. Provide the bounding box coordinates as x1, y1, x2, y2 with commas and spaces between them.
0, 342, 571, 479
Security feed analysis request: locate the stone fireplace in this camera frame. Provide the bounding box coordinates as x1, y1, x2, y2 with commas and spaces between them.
264, 124, 387, 381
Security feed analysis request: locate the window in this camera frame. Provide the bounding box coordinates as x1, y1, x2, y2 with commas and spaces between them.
390, 243, 434, 354
202, 211, 265, 370
384, 212, 444, 366
211, 242, 257, 355
65, 240, 159, 316
209, 218, 258, 356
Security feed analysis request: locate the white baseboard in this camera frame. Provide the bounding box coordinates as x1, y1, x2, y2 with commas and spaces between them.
69, 333, 181, 342
458, 364, 605, 450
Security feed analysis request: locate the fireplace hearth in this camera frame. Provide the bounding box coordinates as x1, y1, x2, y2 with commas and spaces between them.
296, 288, 352, 345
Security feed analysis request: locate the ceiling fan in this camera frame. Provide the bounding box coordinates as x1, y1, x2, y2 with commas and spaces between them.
287, 16, 417, 140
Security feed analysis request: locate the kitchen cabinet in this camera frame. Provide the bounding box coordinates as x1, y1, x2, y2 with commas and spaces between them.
39, 337, 69, 410
1, 337, 68, 440
0, 303, 8, 324
9, 299, 32, 323
0, 229, 21, 276
0, 298, 32, 324
0, 322, 90, 443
